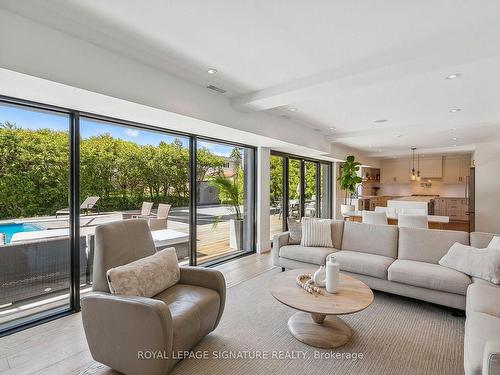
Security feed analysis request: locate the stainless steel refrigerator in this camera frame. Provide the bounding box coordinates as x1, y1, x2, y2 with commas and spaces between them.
466, 167, 475, 232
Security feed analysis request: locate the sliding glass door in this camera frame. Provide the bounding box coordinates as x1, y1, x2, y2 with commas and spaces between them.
0, 96, 256, 334
196, 140, 255, 265
269, 155, 284, 240
0, 102, 71, 328
270, 151, 333, 232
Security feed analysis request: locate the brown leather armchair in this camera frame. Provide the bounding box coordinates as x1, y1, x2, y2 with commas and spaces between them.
81, 220, 226, 375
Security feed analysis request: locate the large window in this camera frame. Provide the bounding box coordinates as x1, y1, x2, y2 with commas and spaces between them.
0, 102, 71, 328
0, 97, 256, 334
196, 140, 254, 264
270, 151, 332, 236
269, 155, 284, 239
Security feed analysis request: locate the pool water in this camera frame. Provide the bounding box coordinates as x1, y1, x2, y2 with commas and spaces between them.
0, 223, 43, 244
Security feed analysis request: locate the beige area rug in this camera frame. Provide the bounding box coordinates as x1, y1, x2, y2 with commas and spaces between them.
171, 268, 465, 375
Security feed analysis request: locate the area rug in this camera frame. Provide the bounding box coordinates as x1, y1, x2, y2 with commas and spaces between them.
171, 268, 465, 375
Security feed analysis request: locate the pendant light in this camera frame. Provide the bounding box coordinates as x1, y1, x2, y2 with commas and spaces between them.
416, 151, 421, 181
409, 147, 416, 181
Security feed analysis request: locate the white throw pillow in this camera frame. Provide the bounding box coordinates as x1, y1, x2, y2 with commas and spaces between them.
439, 242, 500, 284
107, 248, 180, 297
300, 218, 333, 247
487, 236, 500, 249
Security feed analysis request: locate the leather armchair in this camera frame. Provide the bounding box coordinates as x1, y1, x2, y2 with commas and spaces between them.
81, 220, 226, 375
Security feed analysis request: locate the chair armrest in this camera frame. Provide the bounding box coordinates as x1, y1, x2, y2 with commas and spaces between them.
483, 340, 500, 375
272, 232, 289, 267
179, 266, 226, 328
81, 292, 173, 375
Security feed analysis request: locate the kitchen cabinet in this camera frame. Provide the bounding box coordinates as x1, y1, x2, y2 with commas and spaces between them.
418, 157, 442, 178
434, 197, 468, 221
380, 159, 410, 185
442, 156, 471, 184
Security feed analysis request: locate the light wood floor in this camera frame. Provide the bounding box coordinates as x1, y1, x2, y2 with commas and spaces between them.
0, 253, 273, 375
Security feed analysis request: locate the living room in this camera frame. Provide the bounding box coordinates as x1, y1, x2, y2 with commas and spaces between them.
0, 2, 500, 375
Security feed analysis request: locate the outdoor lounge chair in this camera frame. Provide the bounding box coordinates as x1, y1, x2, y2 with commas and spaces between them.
56, 196, 100, 218
147, 203, 172, 230
131, 201, 154, 219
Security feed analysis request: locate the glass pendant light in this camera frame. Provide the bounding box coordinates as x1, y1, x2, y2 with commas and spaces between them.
409, 147, 416, 181
416, 151, 421, 181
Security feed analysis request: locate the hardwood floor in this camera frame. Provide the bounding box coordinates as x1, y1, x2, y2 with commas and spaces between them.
0, 253, 273, 375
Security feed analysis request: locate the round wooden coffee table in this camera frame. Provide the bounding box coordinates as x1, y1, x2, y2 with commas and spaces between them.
270, 269, 374, 348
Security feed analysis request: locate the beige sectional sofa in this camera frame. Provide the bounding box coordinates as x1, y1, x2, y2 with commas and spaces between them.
273, 220, 500, 375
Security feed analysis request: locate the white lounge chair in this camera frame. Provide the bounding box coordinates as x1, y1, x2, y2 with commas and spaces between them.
56, 196, 100, 218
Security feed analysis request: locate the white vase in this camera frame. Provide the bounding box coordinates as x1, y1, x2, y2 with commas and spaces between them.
229, 219, 243, 250
313, 266, 326, 287
326, 255, 340, 293
341, 204, 355, 218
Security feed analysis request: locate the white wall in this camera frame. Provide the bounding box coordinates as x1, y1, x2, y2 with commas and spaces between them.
474, 142, 500, 234
380, 181, 466, 198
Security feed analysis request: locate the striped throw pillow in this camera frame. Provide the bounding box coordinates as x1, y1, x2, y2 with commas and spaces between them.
301, 218, 333, 247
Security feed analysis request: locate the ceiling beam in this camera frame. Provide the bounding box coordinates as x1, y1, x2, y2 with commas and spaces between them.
231, 18, 500, 111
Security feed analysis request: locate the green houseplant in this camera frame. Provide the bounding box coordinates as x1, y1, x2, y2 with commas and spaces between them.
209, 174, 243, 250
338, 155, 362, 215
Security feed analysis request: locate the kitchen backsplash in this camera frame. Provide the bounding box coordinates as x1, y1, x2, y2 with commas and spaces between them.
379, 180, 466, 197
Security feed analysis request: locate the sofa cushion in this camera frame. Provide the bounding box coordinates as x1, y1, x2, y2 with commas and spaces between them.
334, 250, 395, 280
287, 218, 302, 244
470, 232, 500, 249
439, 243, 500, 284
330, 220, 344, 249
279, 245, 338, 265
467, 283, 500, 318
341, 221, 398, 258
464, 312, 500, 375
388, 259, 471, 295
398, 227, 469, 264
154, 284, 220, 353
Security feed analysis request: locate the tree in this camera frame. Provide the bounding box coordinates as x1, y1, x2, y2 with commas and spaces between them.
338, 155, 362, 204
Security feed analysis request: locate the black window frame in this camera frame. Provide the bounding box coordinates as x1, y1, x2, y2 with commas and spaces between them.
270, 150, 333, 232
0, 95, 257, 336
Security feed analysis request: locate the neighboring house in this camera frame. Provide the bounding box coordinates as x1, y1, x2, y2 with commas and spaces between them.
198, 156, 240, 205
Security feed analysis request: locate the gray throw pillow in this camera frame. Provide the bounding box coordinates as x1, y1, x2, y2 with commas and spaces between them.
287, 218, 302, 245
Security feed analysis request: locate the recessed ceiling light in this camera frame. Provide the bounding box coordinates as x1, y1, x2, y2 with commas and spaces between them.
449, 108, 461, 113
329, 127, 336, 130
445, 73, 462, 80
452, 137, 459, 141
289, 108, 297, 112
207, 68, 218, 74
374, 119, 388, 123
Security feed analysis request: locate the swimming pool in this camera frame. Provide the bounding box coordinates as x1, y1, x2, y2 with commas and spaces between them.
0, 223, 43, 244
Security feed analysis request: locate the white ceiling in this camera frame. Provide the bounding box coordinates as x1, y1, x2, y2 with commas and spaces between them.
2, 0, 500, 158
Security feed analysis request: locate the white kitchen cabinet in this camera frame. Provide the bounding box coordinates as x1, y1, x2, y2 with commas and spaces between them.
443, 156, 471, 184
418, 157, 442, 178
380, 159, 410, 185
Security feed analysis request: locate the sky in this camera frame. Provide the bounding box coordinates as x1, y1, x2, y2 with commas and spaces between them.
0, 103, 235, 156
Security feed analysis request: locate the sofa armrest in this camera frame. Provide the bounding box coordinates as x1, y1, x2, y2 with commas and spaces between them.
81, 292, 173, 375
483, 341, 500, 375
272, 232, 290, 267
179, 266, 226, 328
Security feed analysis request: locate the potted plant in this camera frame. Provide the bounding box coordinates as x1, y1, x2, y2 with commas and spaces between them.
209, 174, 244, 250
338, 155, 362, 216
